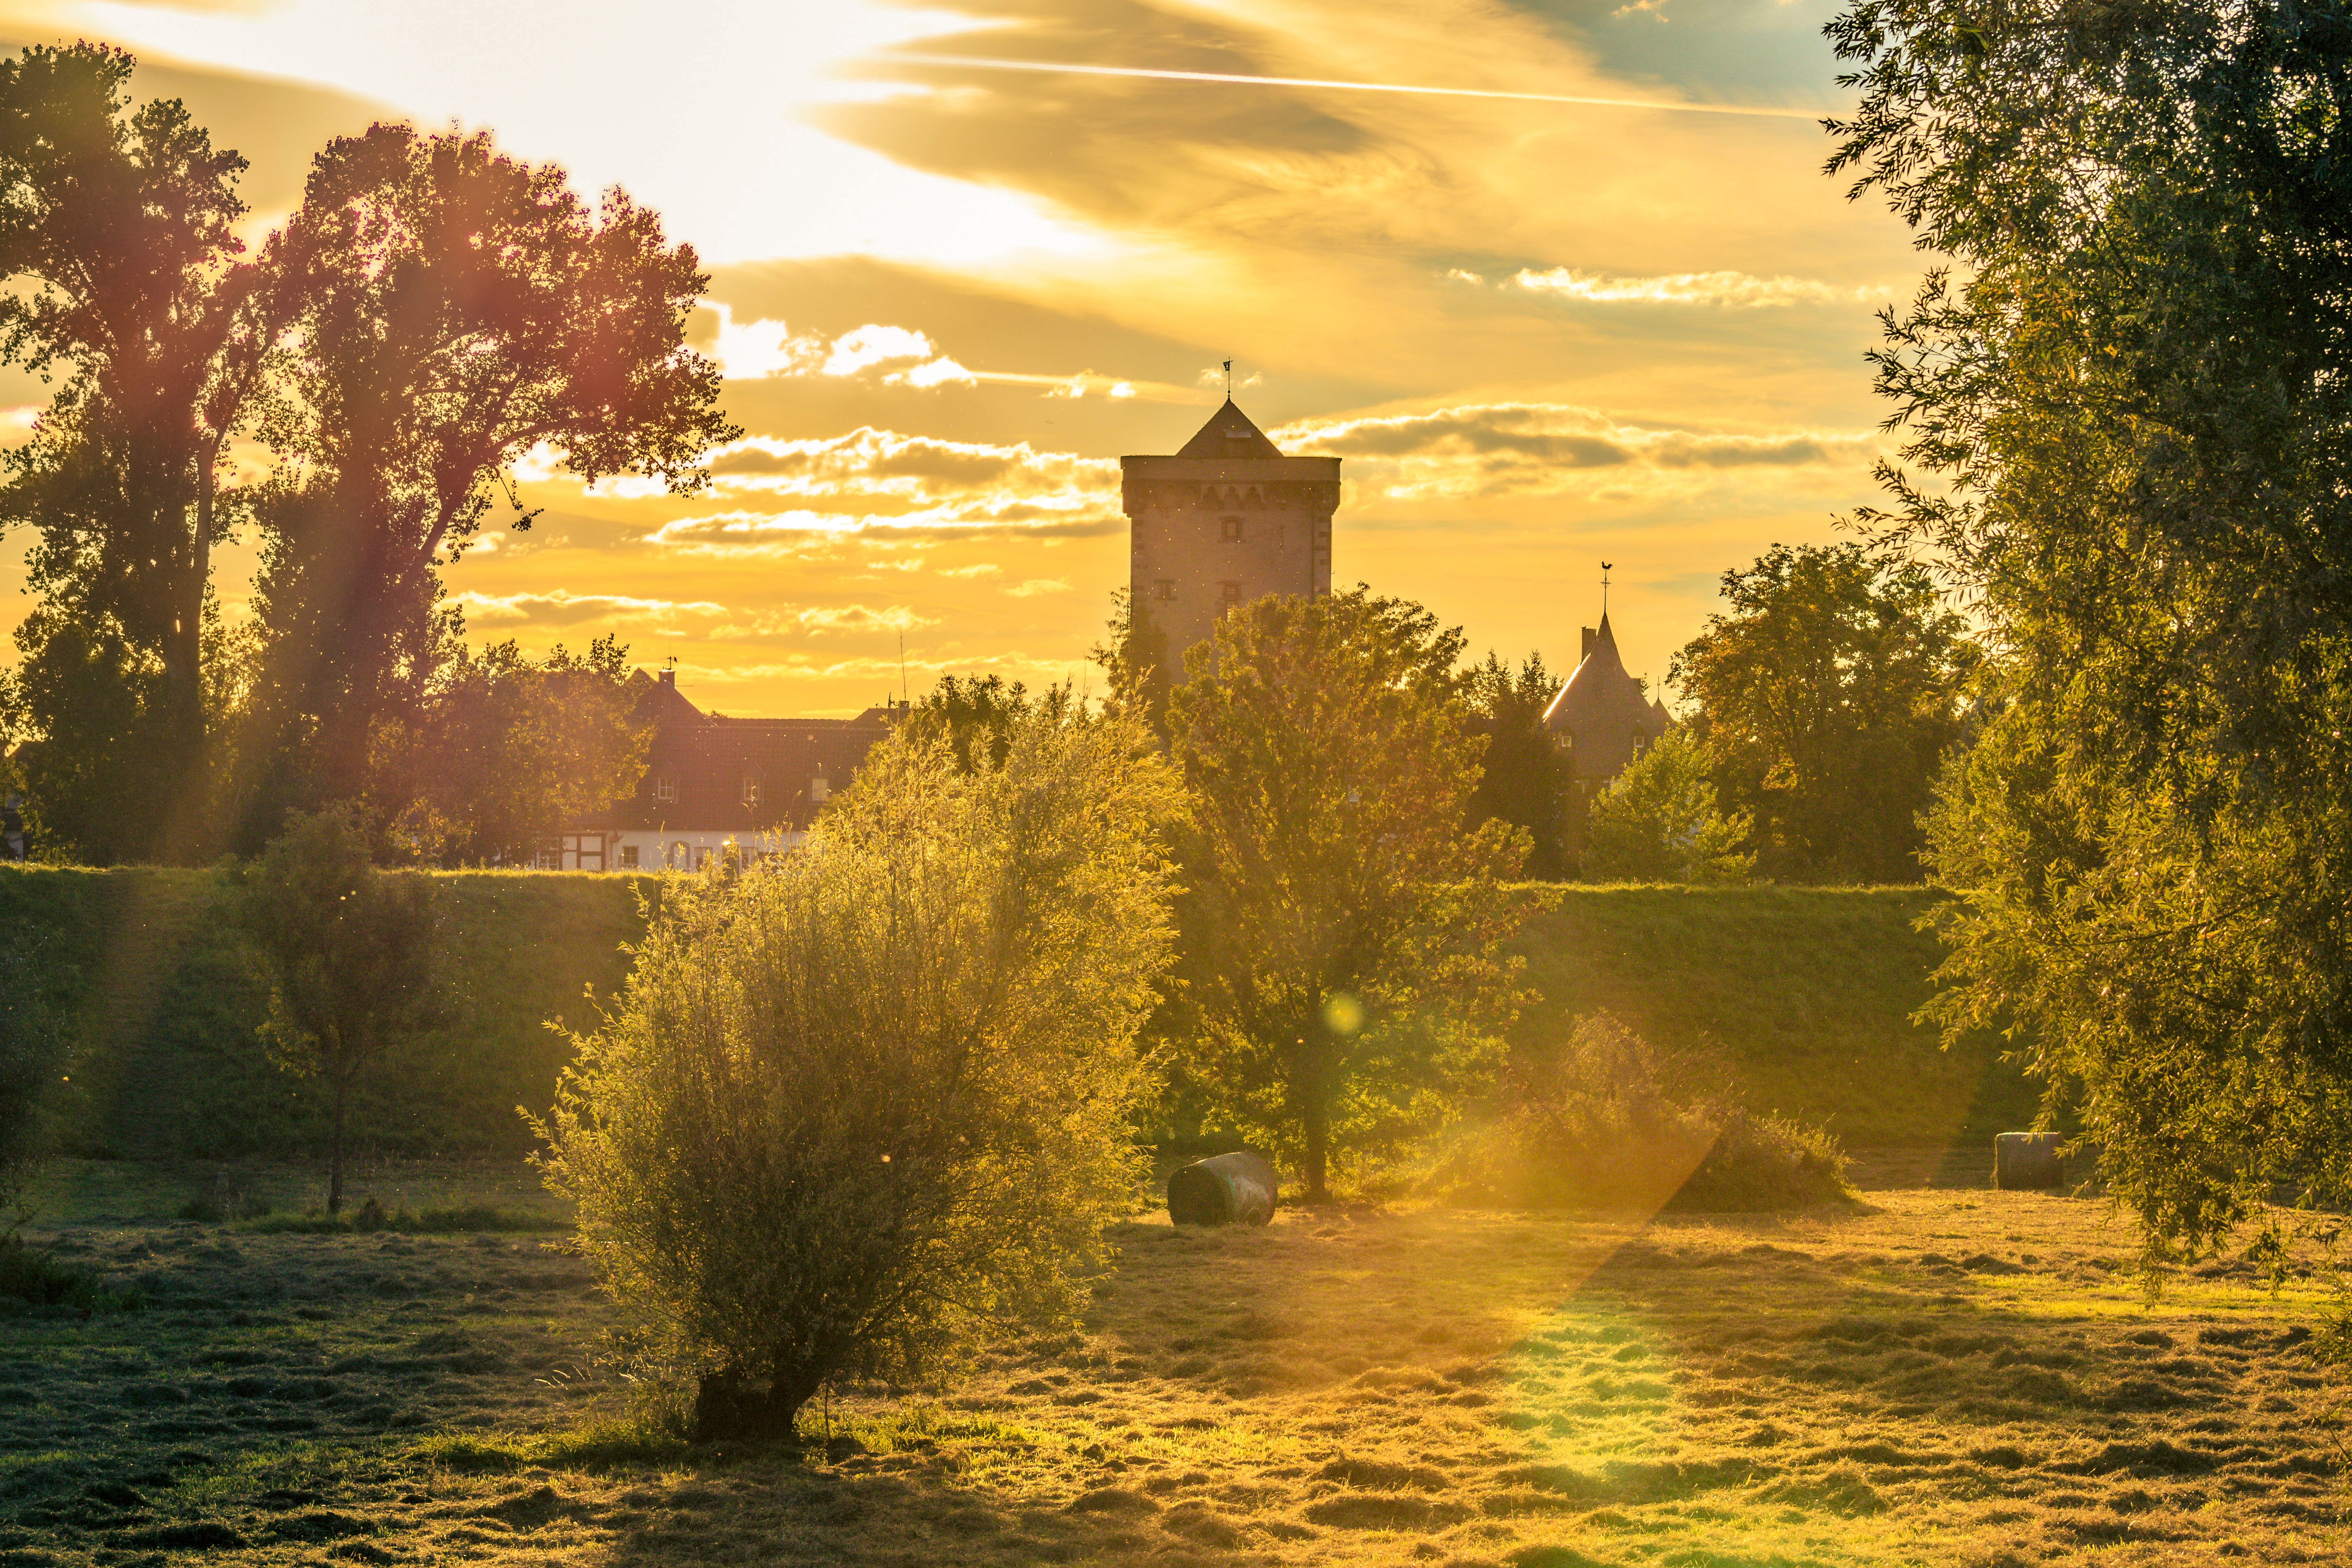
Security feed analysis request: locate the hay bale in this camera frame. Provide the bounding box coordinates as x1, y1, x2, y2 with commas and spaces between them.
1993, 1132, 2065, 1190
1166, 1150, 1277, 1226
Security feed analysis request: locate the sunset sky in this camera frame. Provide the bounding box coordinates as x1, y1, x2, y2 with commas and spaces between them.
0, 0, 1929, 717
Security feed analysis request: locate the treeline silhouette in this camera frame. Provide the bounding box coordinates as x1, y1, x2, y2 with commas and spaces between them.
0, 44, 736, 864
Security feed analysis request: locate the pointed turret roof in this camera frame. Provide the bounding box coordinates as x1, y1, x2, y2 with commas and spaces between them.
1542, 611, 1666, 762
1178, 398, 1285, 458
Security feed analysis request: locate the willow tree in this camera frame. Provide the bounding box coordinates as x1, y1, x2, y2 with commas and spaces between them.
1827, 0, 2352, 1262
538, 709, 1180, 1439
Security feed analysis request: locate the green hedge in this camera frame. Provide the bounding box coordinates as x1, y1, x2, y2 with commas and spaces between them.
2, 865, 653, 1159
1, 868, 2028, 1160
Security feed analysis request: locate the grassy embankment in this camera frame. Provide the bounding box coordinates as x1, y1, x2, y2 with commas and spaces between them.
3, 867, 2029, 1185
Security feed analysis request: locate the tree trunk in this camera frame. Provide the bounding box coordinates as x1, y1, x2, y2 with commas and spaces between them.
1303, 1102, 1331, 1205
328, 1076, 349, 1216
691, 1366, 823, 1442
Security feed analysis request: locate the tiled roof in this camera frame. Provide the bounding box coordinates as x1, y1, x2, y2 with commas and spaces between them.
573, 674, 899, 833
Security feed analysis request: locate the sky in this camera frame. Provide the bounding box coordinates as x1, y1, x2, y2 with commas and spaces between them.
0, 0, 1931, 717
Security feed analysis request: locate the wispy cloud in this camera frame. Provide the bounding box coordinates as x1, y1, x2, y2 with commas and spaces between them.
445, 589, 728, 627
1006, 578, 1071, 597
1510, 268, 1892, 308
1273, 402, 1878, 501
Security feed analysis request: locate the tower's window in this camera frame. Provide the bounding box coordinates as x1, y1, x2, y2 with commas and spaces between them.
1220, 580, 1243, 607
653, 773, 678, 804
1154, 578, 1177, 601
1220, 516, 1244, 542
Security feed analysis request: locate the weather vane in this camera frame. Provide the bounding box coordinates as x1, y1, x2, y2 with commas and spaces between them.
1601, 561, 1613, 618
1223, 358, 1233, 396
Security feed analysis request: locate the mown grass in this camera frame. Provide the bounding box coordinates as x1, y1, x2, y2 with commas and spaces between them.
0, 1159, 2339, 1566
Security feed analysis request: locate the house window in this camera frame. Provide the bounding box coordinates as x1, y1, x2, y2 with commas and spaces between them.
1153, 578, 1176, 601
653, 773, 678, 804
1220, 580, 1243, 607
1220, 516, 1244, 542
618, 845, 640, 869
666, 839, 689, 869
811, 773, 830, 804
742, 775, 761, 808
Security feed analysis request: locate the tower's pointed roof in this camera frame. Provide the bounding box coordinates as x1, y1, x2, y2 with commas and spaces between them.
1178, 397, 1285, 458
1543, 612, 1654, 737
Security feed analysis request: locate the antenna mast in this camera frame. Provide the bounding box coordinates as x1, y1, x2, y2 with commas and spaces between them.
899, 631, 907, 705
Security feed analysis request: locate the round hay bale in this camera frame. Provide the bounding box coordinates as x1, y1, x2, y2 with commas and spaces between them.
1993, 1132, 2066, 1190
1166, 1150, 1277, 1226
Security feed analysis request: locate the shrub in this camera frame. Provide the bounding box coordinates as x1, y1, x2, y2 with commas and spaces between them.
1438, 1012, 1849, 1211
537, 708, 1180, 1440
1585, 730, 1753, 884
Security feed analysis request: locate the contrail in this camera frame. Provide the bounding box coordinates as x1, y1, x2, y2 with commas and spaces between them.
890, 53, 1827, 121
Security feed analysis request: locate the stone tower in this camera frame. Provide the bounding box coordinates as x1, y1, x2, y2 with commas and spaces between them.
1121, 399, 1340, 671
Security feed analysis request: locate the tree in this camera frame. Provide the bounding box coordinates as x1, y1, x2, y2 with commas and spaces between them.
1670, 543, 1975, 883
902, 671, 1070, 774
1464, 651, 1574, 879
365, 635, 650, 865
0, 44, 278, 862
1167, 588, 1554, 1202
1825, 1, 2352, 1262
536, 707, 1179, 1439
1090, 587, 1173, 739
244, 123, 737, 816
1586, 729, 1754, 884
237, 806, 451, 1213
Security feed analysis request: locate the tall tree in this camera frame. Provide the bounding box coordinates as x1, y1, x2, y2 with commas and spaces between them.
1168, 589, 1553, 1202
1825, 1, 2352, 1263
1671, 543, 1976, 883
244, 124, 737, 824
1464, 651, 1574, 879
0, 44, 275, 861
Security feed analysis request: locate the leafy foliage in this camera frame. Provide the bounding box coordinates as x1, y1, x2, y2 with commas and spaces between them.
1464, 651, 1575, 879
1586, 729, 1754, 884
0, 44, 275, 862
1166, 587, 1555, 1201
902, 672, 1072, 774
1825, 0, 2352, 1260
365, 636, 650, 865
235, 806, 452, 1211
242, 123, 736, 818
1672, 543, 1975, 883
537, 709, 1180, 1438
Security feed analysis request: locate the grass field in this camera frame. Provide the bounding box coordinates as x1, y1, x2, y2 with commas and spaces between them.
2, 1160, 2340, 1566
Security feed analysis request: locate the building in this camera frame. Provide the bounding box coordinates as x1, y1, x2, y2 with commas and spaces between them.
553, 668, 903, 871
1541, 612, 1674, 795
1121, 399, 1340, 670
